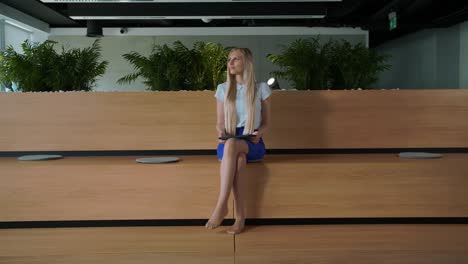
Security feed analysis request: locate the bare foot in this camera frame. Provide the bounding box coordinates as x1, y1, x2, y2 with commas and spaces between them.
227, 218, 245, 234
205, 206, 229, 230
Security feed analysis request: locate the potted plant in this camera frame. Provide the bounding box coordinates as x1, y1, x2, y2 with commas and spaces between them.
267, 37, 391, 90
186, 42, 230, 91
51, 39, 108, 91
118, 41, 188, 91
0, 40, 58, 92
329, 40, 391, 89
0, 39, 108, 92
267, 37, 334, 90
118, 41, 229, 91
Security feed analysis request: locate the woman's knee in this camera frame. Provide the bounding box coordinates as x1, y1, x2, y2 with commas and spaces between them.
224, 138, 236, 151
224, 139, 237, 155
224, 138, 247, 155
235, 139, 249, 154
224, 138, 247, 153
237, 153, 247, 165
236, 153, 247, 173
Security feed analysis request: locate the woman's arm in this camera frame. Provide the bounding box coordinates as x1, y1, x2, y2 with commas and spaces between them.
257, 97, 271, 136
216, 100, 226, 141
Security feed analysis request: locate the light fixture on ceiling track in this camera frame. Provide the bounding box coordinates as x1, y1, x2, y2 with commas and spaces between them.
40, 0, 341, 3
70, 15, 325, 19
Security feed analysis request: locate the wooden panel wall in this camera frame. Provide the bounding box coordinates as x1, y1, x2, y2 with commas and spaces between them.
0, 156, 232, 221
235, 225, 468, 263
0, 227, 233, 263
1, 90, 468, 151
2, 153, 468, 221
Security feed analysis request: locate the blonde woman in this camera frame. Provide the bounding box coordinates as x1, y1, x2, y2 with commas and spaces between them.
205, 48, 272, 234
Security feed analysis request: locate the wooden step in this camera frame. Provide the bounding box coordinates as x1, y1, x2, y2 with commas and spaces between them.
0, 253, 233, 264
235, 225, 468, 263
241, 153, 468, 218
1, 153, 468, 221
1, 155, 232, 221
1, 225, 467, 264
2, 90, 468, 151
0, 226, 233, 264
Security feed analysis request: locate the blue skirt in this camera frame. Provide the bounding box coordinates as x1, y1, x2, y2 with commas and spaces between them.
217, 127, 266, 162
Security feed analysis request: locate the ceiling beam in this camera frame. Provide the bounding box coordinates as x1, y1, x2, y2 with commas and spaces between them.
1, 0, 77, 26
40, 0, 341, 2
0, 3, 50, 32
66, 2, 328, 17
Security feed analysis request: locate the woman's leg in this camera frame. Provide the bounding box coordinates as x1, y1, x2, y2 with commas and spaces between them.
206, 138, 248, 229
227, 152, 247, 234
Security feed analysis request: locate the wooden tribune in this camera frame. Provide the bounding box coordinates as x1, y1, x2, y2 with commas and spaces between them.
1, 154, 468, 221
1, 90, 468, 263
1, 90, 467, 151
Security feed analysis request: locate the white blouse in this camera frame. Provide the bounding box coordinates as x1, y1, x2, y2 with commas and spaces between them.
215, 82, 272, 129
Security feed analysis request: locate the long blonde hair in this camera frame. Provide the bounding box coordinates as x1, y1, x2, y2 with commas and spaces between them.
224, 48, 257, 136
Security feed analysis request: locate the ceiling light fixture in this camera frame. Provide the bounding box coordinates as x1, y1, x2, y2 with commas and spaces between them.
41, 0, 341, 3
86, 20, 103, 37
70, 15, 325, 20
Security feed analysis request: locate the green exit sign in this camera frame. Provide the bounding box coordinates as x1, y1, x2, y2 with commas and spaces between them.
389, 11, 397, 31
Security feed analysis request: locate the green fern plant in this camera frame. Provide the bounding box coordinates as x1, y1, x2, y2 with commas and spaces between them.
267, 37, 334, 90
329, 40, 391, 89
118, 41, 186, 91
0, 39, 107, 92
267, 37, 391, 90
52, 40, 108, 91
118, 41, 229, 91
0, 40, 57, 92
192, 42, 230, 90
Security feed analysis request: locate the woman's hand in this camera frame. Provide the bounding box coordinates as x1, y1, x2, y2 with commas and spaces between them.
218, 133, 226, 144
249, 131, 262, 144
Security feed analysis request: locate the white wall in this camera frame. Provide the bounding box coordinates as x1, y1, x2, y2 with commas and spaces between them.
0, 3, 49, 52
0, 3, 49, 91
436, 23, 460, 88
49, 27, 367, 91
376, 22, 466, 89
376, 29, 437, 89
459, 21, 468, 88
0, 18, 49, 52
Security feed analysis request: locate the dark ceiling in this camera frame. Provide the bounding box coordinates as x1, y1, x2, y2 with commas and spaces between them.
2, 0, 468, 47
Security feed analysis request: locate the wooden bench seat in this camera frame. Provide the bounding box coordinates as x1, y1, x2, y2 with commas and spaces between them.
1, 90, 468, 262
1, 90, 468, 152
1, 224, 467, 263
234, 225, 468, 263
1, 155, 232, 221
2, 153, 468, 222
0, 226, 233, 264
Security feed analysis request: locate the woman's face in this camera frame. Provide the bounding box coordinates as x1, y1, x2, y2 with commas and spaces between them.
227, 50, 244, 75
